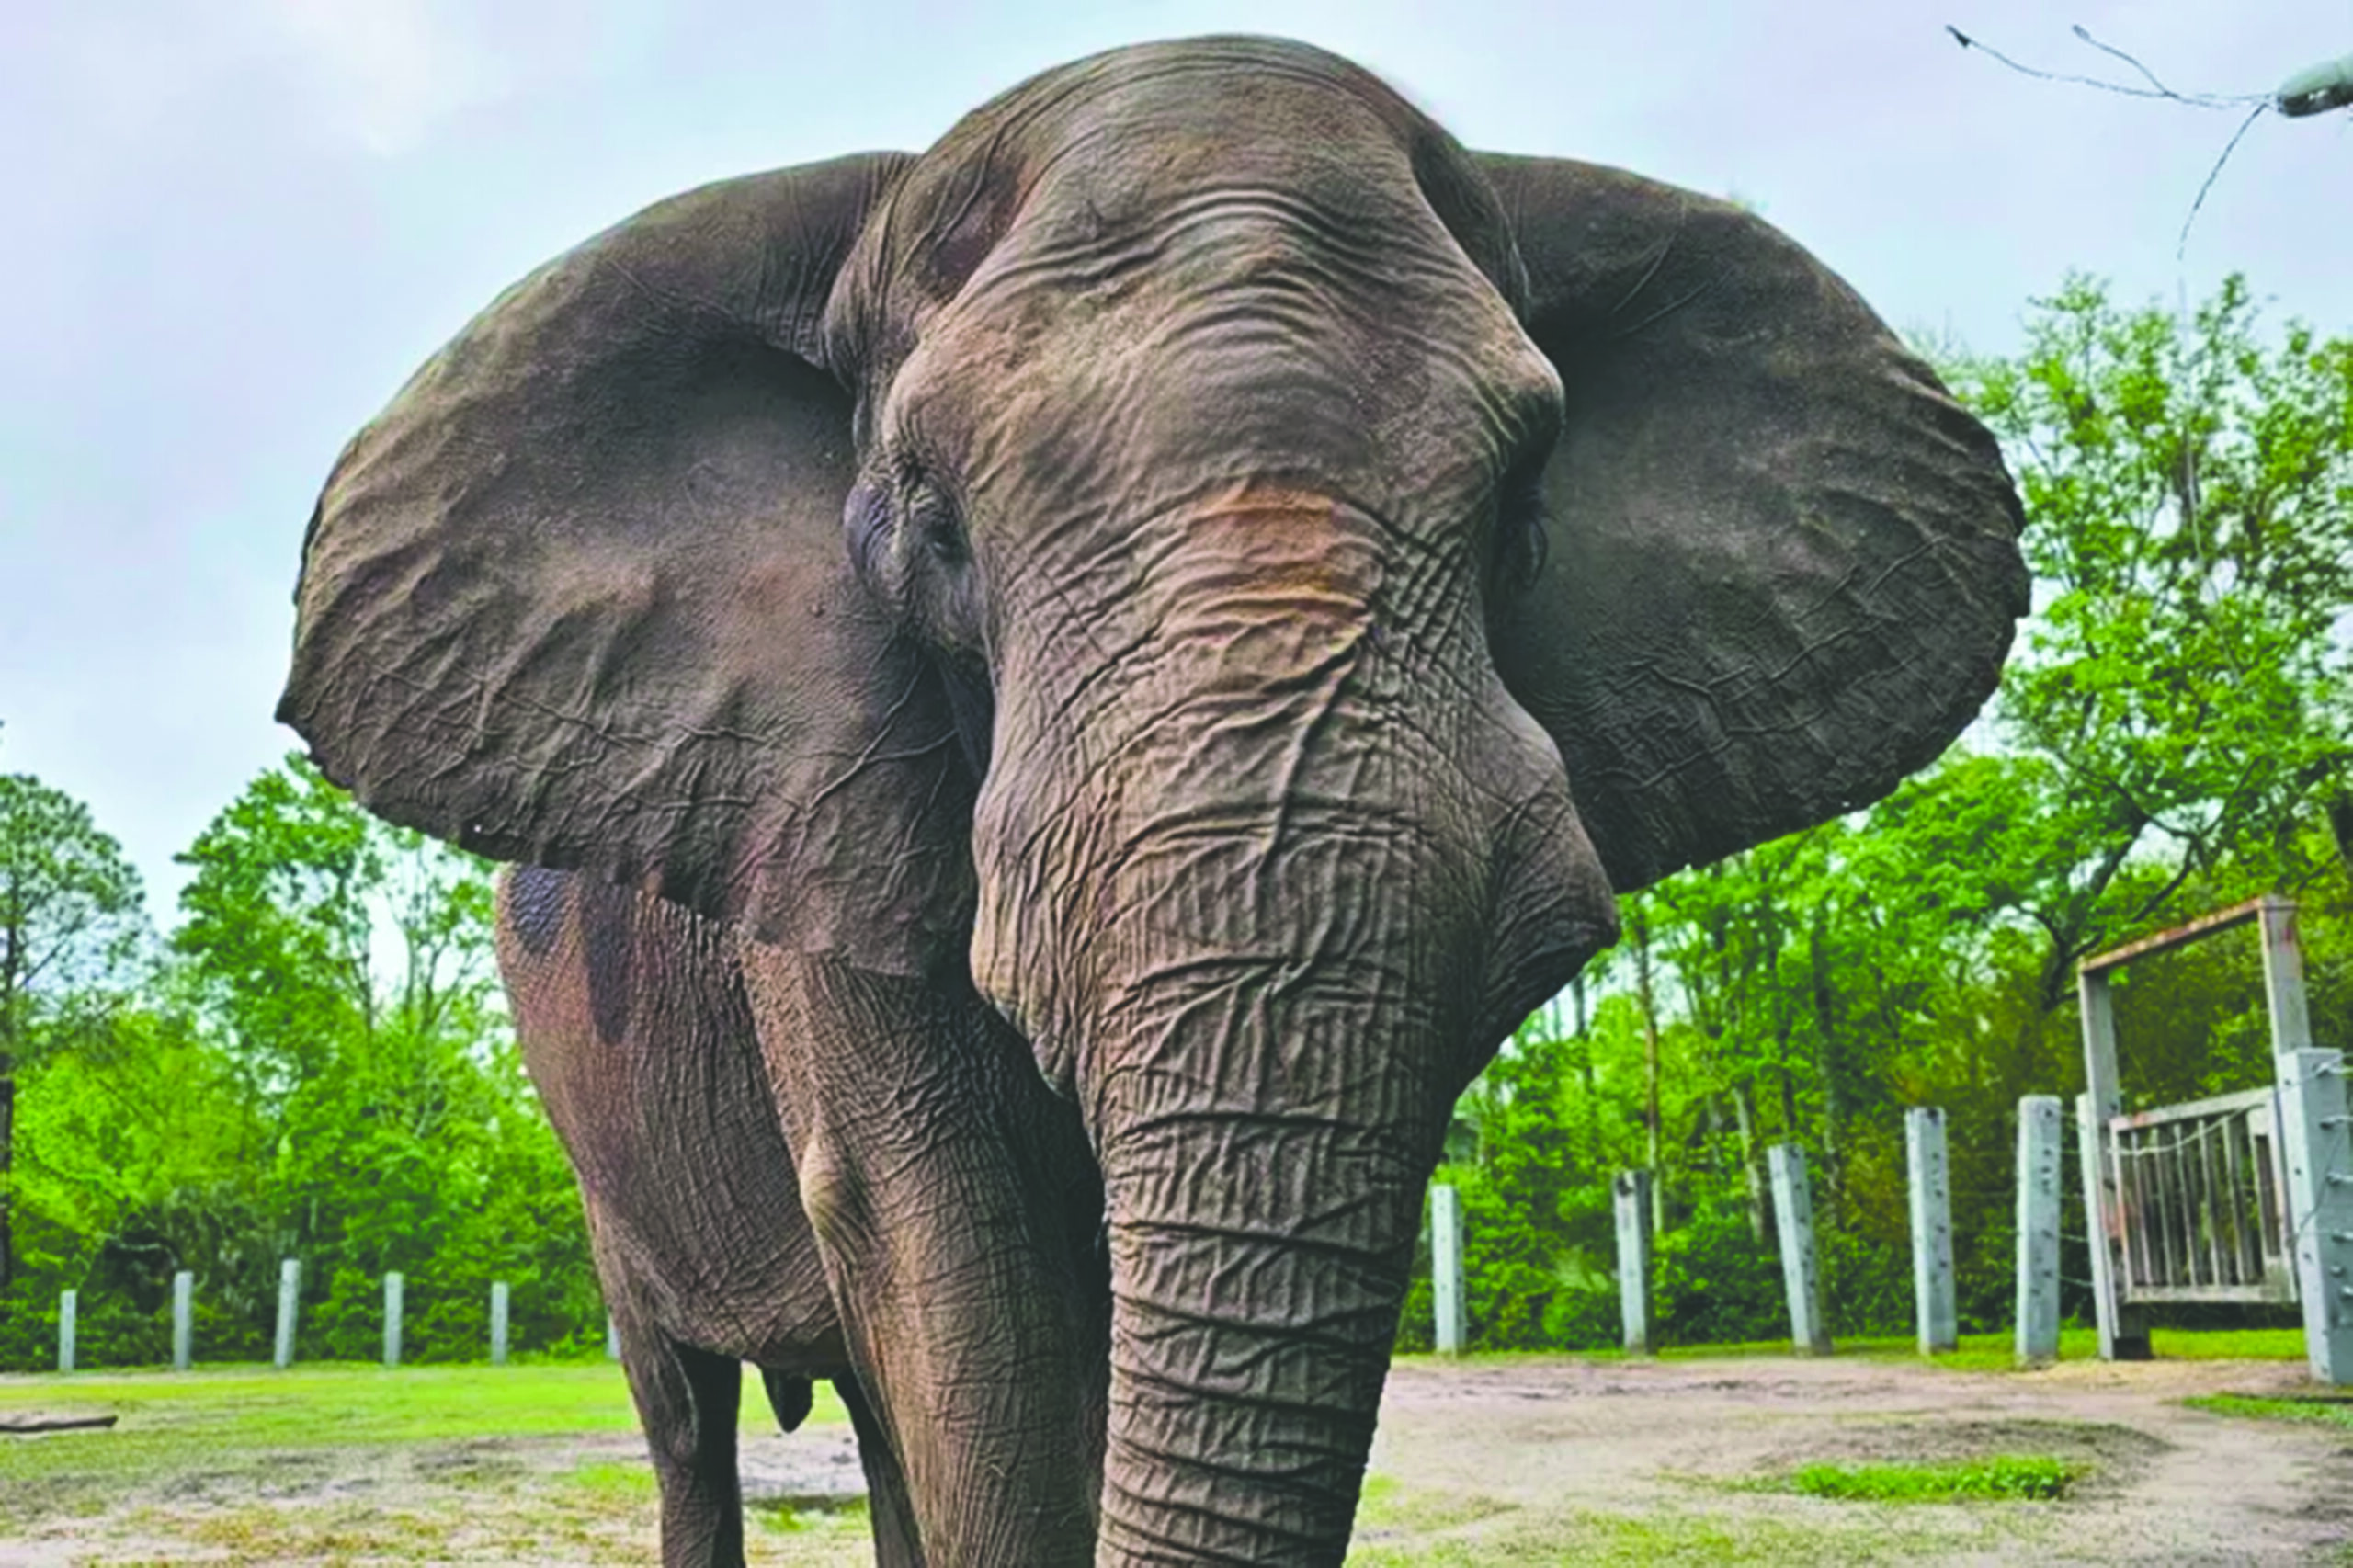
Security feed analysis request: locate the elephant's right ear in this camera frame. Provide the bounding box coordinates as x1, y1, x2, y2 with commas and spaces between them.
1476, 153, 2029, 893
278, 153, 969, 971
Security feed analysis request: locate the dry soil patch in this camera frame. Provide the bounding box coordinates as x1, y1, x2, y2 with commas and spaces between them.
1366, 1354, 2353, 1562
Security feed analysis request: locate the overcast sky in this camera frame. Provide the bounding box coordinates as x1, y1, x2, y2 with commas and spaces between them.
5, 0, 2348, 914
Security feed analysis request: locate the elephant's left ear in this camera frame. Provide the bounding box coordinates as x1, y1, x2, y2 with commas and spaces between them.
1474, 153, 2029, 892
278, 153, 972, 971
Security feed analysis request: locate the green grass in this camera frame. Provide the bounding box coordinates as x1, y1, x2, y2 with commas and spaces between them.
0, 1361, 865, 1564
1355, 1472, 1518, 1536
1400, 1324, 2308, 1372
0, 1359, 847, 1512
0, 1361, 844, 1520
2184, 1390, 2353, 1430
1764, 1455, 2082, 1504
0, 1358, 846, 1445
563, 1458, 658, 1498
753, 1492, 871, 1535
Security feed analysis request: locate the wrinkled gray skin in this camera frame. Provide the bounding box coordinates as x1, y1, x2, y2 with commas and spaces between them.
497, 863, 987, 1565
281, 36, 2026, 1566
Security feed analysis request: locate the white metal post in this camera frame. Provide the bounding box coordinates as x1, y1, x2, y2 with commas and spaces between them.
1614, 1169, 1653, 1355
490, 1281, 510, 1366
1905, 1108, 1956, 1354
57, 1290, 75, 1374
274, 1258, 300, 1369
2277, 1049, 2353, 1384
2077, 970, 2150, 1359
383, 1272, 404, 1369
171, 1270, 193, 1371
2016, 1096, 2063, 1365
1430, 1183, 1465, 1355
1768, 1144, 1831, 1356
2259, 899, 2351, 1382
607, 1312, 620, 1361
2259, 897, 2313, 1057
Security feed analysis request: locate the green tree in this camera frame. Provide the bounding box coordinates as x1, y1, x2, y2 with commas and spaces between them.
173, 755, 500, 1096
162, 755, 593, 1362
0, 738, 144, 1289
173, 756, 380, 1098
1945, 274, 2353, 1018
8, 993, 268, 1358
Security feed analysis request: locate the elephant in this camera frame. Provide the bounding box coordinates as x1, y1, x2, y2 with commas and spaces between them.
498, 861, 1057, 1564
279, 34, 2027, 1566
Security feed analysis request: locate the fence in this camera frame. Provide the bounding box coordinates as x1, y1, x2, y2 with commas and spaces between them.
40, 1268, 623, 1375
1415, 1090, 2330, 1371
1410, 896, 2344, 1379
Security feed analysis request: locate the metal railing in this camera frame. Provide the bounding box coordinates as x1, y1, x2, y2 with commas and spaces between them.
2109, 1087, 2297, 1305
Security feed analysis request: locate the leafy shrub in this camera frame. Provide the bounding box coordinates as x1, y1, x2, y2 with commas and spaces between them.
1652, 1194, 1786, 1346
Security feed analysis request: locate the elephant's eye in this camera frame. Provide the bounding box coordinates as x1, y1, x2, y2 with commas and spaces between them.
908, 481, 969, 566
1492, 454, 1552, 596
843, 478, 892, 579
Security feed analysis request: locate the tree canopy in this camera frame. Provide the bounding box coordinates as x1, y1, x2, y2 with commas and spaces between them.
1, 754, 592, 1368
0, 733, 144, 1291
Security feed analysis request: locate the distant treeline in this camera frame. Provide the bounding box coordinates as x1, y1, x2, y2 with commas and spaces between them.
0, 754, 598, 1371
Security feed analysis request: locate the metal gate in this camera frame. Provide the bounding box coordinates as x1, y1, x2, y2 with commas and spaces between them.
2108, 1086, 2295, 1305
2077, 894, 2353, 1381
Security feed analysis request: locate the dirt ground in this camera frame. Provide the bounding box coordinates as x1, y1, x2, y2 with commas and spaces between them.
6, 1355, 2351, 1563
1360, 1354, 2353, 1563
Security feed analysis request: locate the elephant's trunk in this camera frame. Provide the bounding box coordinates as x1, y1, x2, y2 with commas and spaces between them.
1015, 759, 1601, 1565
1087, 999, 1441, 1564
969, 493, 1617, 1563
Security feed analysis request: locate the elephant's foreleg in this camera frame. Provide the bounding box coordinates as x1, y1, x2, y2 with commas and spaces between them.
738, 944, 1108, 1566
838, 1372, 927, 1567
610, 1298, 748, 1568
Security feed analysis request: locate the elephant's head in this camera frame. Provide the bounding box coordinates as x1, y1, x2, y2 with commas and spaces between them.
281, 37, 2024, 1562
